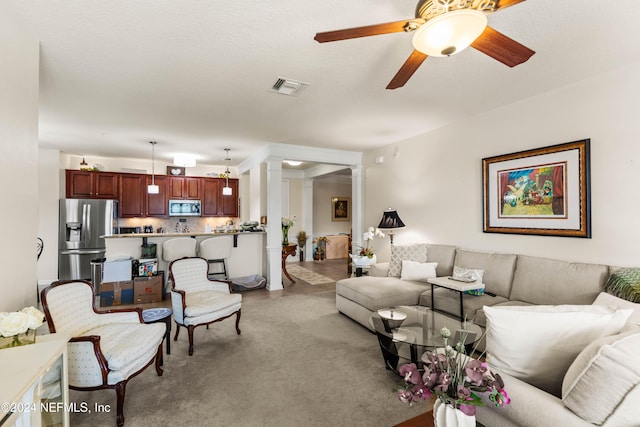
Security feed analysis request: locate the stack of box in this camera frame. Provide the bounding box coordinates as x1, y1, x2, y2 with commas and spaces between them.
100, 259, 133, 307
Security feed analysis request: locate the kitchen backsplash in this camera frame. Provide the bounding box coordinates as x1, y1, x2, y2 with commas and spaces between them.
119, 216, 238, 234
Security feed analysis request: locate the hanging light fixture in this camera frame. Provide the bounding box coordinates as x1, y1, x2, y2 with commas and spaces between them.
148, 141, 159, 194
222, 148, 232, 196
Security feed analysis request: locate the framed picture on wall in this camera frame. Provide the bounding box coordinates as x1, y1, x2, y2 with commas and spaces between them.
482, 139, 591, 238
331, 197, 351, 222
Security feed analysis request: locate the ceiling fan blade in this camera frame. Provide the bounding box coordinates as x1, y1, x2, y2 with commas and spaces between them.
471, 26, 535, 67
386, 50, 428, 90
314, 20, 413, 43
495, 0, 526, 10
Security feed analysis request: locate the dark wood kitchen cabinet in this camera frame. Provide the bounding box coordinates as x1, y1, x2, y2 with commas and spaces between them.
66, 170, 119, 199
168, 176, 201, 199
119, 173, 146, 217
146, 175, 169, 217
119, 174, 169, 218
202, 177, 238, 217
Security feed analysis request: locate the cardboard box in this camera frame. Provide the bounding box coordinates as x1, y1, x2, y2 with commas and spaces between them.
99, 280, 134, 306
133, 275, 163, 304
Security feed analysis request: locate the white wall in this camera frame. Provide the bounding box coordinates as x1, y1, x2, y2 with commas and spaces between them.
313, 178, 352, 236
0, 3, 39, 311
364, 61, 640, 267
37, 149, 60, 283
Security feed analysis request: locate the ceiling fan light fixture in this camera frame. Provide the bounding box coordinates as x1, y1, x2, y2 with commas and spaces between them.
283, 160, 302, 166
412, 9, 487, 57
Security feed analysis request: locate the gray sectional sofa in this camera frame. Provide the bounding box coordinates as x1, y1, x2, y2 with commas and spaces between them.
336, 244, 610, 335
336, 244, 640, 427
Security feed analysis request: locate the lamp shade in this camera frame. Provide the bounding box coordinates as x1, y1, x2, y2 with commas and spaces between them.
377, 209, 406, 230
412, 9, 487, 57
147, 184, 159, 194
222, 186, 232, 196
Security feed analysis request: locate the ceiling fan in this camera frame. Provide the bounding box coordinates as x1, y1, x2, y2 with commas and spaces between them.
314, 0, 535, 89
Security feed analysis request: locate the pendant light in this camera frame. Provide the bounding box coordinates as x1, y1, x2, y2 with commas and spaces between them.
148, 141, 159, 194
222, 148, 232, 196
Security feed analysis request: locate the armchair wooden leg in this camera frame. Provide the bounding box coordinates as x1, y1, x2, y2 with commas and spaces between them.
235, 309, 242, 335
115, 381, 127, 427
188, 325, 195, 356
173, 322, 180, 341
155, 344, 164, 375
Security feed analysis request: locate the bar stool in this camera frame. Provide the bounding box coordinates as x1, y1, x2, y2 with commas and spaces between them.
199, 236, 233, 280
162, 237, 197, 287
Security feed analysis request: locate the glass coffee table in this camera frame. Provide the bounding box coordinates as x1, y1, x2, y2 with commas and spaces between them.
369, 305, 482, 375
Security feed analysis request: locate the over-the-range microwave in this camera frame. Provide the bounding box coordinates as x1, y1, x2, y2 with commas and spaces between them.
169, 199, 201, 217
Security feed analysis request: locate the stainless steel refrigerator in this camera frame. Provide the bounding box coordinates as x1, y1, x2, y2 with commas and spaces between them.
58, 199, 118, 280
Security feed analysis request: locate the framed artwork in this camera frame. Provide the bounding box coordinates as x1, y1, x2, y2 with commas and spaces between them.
331, 197, 351, 222
167, 166, 185, 176
482, 139, 591, 238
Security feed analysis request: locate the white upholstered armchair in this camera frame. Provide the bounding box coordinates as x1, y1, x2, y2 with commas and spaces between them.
41, 281, 166, 427
169, 257, 242, 355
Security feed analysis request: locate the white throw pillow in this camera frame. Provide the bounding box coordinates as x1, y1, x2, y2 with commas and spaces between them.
484, 305, 632, 397
592, 291, 640, 327
562, 330, 640, 425
400, 260, 438, 282
388, 244, 428, 277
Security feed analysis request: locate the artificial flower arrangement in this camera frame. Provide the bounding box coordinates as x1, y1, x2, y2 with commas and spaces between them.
0, 306, 45, 349
396, 327, 510, 417
357, 226, 385, 258
281, 217, 294, 245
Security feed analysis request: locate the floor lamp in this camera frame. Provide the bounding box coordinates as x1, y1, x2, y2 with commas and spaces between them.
377, 208, 405, 245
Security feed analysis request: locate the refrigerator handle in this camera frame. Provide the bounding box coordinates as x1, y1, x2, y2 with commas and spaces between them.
83, 203, 92, 243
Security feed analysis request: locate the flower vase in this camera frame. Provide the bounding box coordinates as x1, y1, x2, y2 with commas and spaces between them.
0, 329, 37, 350
433, 400, 475, 427
282, 227, 289, 245
350, 254, 376, 267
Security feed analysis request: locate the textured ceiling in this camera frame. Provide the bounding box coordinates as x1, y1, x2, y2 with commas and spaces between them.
10, 0, 640, 166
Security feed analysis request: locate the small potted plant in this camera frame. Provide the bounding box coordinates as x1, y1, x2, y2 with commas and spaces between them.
297, 231, 308, 261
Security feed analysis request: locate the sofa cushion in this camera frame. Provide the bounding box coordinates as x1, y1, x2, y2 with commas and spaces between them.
425, 244, 457, 277
400, 260, 437, 282
562, 330, 640, 425
335, 276, 428, 310
484, 304, 631, 397
510, 255, 608, 304
419, 289, 508, 323
592, 291, 640, 327
388, 244, 428, 277
453, 249, 517, 298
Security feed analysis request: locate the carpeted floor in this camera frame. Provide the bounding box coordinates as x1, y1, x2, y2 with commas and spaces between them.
68, 290, 426, 426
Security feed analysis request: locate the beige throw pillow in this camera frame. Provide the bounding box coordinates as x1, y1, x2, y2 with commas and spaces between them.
484, 305, 632, 397
592, 291, 640, 327
562, 330, 640, 424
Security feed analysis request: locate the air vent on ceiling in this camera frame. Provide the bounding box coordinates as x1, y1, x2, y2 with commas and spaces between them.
270, 77, 309, 96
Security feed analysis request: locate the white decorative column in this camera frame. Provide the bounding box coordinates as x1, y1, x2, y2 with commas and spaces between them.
303, 178, 314, 261
266, 158, 284, 290
351, 165, 364, 252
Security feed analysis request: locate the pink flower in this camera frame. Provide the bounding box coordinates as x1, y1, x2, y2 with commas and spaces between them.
399, 363, 422, 385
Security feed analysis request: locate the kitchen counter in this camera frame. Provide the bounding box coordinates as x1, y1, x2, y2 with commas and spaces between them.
104, 231, 265, 238
104, 232, 266, 282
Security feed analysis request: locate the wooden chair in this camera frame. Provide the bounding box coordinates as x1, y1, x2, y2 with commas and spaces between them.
41, 281, 166, 427
169, 257, 242, 356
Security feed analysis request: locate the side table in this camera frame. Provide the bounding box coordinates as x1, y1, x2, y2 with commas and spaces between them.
282, 243, 297, 284
427, 277, 485, 321
142, 307, 172, 355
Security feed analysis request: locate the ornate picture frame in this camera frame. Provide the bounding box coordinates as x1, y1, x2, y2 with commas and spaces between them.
331, 197, 351, 222
482, 139, 591, 238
